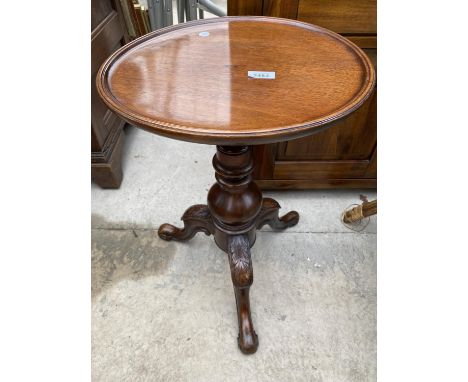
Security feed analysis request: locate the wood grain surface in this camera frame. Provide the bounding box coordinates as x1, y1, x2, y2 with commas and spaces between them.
97, 16, 375, 145
297, 0, 376, 34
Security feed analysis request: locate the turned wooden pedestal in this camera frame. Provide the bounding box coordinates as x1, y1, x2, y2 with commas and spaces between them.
159, 145, 299, 353
97, 17, 375, 354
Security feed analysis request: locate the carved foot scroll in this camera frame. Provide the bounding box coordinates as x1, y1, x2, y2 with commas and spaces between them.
227, 234, 259, 354
256, 198, 299, 230
158, 204, 214, 242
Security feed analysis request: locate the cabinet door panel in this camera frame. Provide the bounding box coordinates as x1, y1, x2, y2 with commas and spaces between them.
262, 0, 299, 18
278, 92, 375, 161
297, 0, 376, 34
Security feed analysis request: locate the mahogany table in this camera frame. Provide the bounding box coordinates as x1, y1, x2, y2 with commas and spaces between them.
97, 16, 375, 354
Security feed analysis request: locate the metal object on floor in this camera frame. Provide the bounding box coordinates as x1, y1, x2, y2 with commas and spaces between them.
341, 196, 377, 231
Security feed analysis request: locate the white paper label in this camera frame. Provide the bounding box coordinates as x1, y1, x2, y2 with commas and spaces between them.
248, 71, 276, 79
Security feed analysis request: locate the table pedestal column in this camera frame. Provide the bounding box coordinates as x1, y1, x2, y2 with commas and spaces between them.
158, 145, 299, 354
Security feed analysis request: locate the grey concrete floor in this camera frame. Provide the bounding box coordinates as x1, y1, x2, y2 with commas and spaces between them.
91, 126, 377, 382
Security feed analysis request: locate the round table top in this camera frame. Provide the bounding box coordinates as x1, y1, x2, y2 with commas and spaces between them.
97, 17, 375, 145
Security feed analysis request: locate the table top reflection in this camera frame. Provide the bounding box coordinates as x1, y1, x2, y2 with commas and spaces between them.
97, 16, 375, 145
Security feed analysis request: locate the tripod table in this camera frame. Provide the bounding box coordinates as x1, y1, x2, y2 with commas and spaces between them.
97, 16, 375, 354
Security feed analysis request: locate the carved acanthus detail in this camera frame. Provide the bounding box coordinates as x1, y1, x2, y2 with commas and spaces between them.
227, 235, 253, 287
181, 204, 212, 221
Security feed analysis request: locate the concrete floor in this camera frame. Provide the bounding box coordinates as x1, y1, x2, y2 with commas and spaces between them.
91, 126, 377, 382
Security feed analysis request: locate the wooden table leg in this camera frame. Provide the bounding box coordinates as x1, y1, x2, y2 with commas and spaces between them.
256, 197, 299, 230
227, 234, 258, 354
158, 204, 215, 241
158, 145, 299, 354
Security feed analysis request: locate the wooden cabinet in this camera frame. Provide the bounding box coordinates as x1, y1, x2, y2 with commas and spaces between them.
229, 0, 377, 189
296, 0, 376, 34
91, 0, 127, 188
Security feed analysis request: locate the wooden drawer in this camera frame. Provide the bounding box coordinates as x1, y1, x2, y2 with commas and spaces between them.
297, 0, 376, 34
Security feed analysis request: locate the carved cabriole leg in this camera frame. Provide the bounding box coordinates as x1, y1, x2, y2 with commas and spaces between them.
256, 198, 300, 230
158, 204, 214, 241
208, 146, 262, 354
227, 234, 258, 354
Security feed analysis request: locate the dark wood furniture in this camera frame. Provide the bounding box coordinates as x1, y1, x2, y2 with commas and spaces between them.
91, 0, 128, 188
97, 17, 375, 354
229, 0, 377, 189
